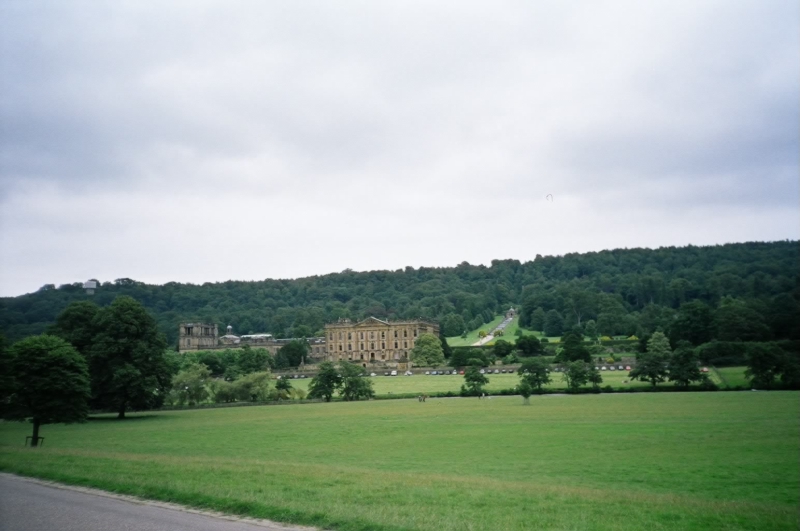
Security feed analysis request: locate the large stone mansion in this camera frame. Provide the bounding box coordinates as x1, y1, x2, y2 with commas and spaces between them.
178, 316, 439, 369
324, 317, 439, 369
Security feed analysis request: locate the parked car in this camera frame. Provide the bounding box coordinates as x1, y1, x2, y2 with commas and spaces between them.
405, 371, 413, 376
425, 371, 430, 375
370, 372, 377, 377
390, 370, 398, 376
459, 370, 465, 375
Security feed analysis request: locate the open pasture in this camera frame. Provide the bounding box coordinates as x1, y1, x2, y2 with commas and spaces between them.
287, 368, 749, 396
1, 391, 797, 531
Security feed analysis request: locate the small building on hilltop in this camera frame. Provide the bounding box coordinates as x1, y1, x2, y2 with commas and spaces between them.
324, 317, 439, 369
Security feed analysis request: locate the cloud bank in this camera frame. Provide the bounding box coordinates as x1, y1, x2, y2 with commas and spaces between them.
1, 1, 797, 296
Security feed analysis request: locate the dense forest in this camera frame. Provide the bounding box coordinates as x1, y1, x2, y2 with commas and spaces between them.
1, 241, 798, 347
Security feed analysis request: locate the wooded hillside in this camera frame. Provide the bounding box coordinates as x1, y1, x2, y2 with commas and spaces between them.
1, 241, 797, 346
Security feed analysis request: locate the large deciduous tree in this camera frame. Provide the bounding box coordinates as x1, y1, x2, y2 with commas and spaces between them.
543, 310, 564, 337
556, 330, 591, 363
50, 301, 100, 355
629, 331, 671, 387
667, 341, 706, 388
308, 362, 341, 402
2, 335, 90, 446
89, 296, 171, 418
171, 362, 212, 406
745, 343, 785, 389
518, 357, 551, 391
493, 339, 513, 358
562, 361, 591, 392
338, 363, 374, 401
275, 340, 308, 369
515, 335, 543, 357
461, 365, 489, 396
410, 333, 445, 367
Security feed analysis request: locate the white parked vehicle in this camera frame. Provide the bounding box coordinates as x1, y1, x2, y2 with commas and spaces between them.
390, 370, 398, 376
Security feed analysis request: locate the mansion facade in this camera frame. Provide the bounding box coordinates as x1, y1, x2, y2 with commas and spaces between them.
324, 317, 439, 369
178, 317, 438, 369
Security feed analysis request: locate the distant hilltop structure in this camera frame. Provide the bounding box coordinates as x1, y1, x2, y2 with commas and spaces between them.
83, 280, 97, 295
178, 317, 438, 370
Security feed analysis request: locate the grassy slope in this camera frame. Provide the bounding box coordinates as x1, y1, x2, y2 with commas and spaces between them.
445, 315, 563, 347
444, 315, 505, 347
1, 392, 797, 531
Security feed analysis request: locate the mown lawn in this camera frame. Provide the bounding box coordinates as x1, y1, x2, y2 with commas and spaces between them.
287, 367, 750, 396
1, 392, 797, 531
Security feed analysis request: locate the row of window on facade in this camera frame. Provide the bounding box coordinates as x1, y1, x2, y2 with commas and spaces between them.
330, 329, 418, 341
184, 326, 214, 336
337, 341, 410, 351
335, 352, 405, 361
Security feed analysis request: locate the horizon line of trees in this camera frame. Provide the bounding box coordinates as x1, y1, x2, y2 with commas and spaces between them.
2, 241, 797, 347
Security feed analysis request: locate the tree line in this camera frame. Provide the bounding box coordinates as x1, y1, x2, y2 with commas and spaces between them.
0, 296, 314, 445
2, 241, 797, 347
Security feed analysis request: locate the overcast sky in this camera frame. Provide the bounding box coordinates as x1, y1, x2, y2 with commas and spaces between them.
1, 1, 798, 297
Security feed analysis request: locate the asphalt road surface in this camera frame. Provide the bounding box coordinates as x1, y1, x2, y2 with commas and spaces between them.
0, 473, 317, 531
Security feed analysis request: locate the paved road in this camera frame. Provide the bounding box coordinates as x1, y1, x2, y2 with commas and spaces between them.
0, 473, 316, 531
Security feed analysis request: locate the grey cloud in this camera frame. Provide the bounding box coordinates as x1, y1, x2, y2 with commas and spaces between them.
1, 1, 798, 296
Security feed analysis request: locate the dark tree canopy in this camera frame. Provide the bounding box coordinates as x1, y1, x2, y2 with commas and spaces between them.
1, 242, 797, 348
515, 335, 543, 357
518, 357, 551, 391
275, 340, 309, 369
87, 296, 171, 418
670, 300, 714, 346
556, 331, 591, 363
630, 332, 671, 387
2, 335, 90, 446
668, 341, 706, 388
308, 362, 341, 402
338, 363, 375, 401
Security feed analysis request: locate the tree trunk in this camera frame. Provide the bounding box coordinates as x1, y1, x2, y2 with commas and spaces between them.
31, 418, 41, 447
117, 405, 126, 420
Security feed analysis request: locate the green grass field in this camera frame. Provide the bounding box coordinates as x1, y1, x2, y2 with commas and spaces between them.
1, 392, 797, 531
286, 367, 750, 396
712, 367, 751, 387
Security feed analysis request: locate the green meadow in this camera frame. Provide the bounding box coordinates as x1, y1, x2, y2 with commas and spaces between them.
1, 392, 797, 531
286, 367, 748, 396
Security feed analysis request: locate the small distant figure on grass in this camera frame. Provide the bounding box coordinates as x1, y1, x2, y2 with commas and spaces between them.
418, 394, 427, 402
